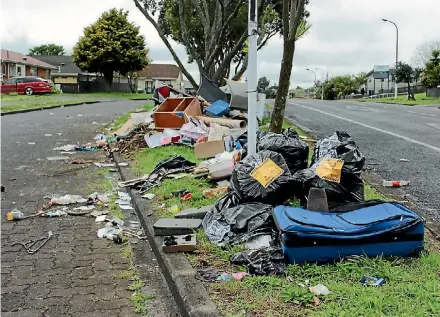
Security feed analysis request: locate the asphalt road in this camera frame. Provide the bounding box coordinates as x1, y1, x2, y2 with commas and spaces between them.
274, 98, 440, 222
1, 100, 180, 316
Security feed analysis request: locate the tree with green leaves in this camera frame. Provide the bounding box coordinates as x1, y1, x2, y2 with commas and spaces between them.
133, 0, 310, 87
395, 61, 416, 100
421, 50, 440, 88
258, 76, 270, 91
270, 0, 307, 133
29, 44, 65, 56
73, 9, 149, 87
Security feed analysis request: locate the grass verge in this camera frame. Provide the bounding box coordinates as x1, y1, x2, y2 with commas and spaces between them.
130, 116, 439, 317
357, 92, 440, 106
74, 92, 152, 100
113, 245, 154, 315
0, 99, 98, 113
113, 103, 155, 130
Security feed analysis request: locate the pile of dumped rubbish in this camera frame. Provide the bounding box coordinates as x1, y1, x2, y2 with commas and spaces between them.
111, 79, 424, 277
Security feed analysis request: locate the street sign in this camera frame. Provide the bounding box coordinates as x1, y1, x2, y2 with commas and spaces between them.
373, 65, 389, 79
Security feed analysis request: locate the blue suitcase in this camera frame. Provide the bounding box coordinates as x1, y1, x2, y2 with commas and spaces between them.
273, 203, 424, 264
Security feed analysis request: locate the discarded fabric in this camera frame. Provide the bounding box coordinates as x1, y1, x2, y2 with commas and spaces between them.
309, 284, 331, 296
53, 144, 76, 151
94, 163, 116, 168
50, 194, 87, 205
75, 145, 97, 152
43, 209, 68, 217
73, 205, 95, 211
141, 193, 156, 200
195, 267, 222, 282
231, 246, 286, 275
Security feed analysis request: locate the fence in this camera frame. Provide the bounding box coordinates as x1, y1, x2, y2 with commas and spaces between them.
58, 75, 136, 94
427, 87, 440, 98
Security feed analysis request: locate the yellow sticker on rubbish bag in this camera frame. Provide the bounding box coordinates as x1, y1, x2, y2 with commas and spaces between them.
316, 158, 344, 183
250, 159, 284, 188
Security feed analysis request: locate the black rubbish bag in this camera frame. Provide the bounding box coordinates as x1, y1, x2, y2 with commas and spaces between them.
311, 130, 365, 172
292, 131, 365, 207
231, 246, 286, 275
231, 150, 292, 205
210, 191, 241, 214
136, 155, 196, 194
257, 131, 309, 174
202, 203, 274, 246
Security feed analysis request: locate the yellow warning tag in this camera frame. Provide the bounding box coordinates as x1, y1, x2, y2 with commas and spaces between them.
316, 158, 344, 183
250, 159, 284, 188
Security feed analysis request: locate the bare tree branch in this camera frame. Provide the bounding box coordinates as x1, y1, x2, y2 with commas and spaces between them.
212, 29, 247, 83
178, 0, 204, 72
133, 0, 198, 88
232, 53, 248, 80
206, 0, 245, 71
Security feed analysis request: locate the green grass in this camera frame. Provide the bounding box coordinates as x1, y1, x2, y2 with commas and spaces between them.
76, 92, 152, 100
108, 193, 126, 220
209, 250, 440, 317
112, 103, 155, 129
361, 92, 440, 106
0, 98, 97, 113
132, 145, 219, 217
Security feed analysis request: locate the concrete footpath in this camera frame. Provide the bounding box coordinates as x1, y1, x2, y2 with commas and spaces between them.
1, 101, 179, 317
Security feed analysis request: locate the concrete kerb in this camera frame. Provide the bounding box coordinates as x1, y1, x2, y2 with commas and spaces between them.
0, 101, 101, 116
112, 152, 220, 317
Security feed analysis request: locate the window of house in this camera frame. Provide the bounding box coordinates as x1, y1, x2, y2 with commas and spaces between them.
17, 66, 22, 76
145, 81, 154, 93
30, 67, 37, 76
1, 63, 6, 75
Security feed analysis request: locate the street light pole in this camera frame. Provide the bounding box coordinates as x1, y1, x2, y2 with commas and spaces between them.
316, 68, 324, 100
382, 18, 398, 99
306, 68, 316, 97
247, 0, 258, 155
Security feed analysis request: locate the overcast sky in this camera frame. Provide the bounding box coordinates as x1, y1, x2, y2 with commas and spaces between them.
1, 0, 439, 88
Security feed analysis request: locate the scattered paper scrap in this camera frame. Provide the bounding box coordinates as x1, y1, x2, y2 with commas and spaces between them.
95, 215, 107, 222
118, 162, 129, 167
142, 193, 156, 200
119, 205, 134, 210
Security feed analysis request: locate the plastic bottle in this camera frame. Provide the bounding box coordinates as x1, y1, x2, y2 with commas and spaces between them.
7, 209, 25, 221
382, 180, 410, 187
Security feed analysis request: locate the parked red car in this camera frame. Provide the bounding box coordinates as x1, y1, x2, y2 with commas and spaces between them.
1, 76, 52, 95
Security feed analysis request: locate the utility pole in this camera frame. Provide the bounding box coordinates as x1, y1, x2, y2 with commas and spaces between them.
247, 0, 258, 155
316, 68, 324, 100
382, 18, 398, 99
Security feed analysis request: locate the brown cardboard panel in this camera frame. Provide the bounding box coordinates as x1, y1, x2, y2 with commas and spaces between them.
194, 140, 225, 158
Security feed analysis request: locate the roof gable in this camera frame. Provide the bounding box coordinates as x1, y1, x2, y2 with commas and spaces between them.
1, 49, 57, 69
138, 64, 181, 79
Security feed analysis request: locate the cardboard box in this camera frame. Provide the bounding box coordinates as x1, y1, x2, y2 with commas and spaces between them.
153, 97, 202, 129
194, 140, 225, 158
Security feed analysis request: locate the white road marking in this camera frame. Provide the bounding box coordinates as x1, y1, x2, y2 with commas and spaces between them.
289, 102, 440, 153
426, 123, 440, 130
407, 110, 437, 117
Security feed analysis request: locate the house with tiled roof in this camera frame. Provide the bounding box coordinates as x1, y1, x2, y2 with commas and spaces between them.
1, 49, 57, 81
137, 63, 183, 93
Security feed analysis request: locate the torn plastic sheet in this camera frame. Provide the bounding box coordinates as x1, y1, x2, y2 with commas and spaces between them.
126, 156, 196, 194
202, 203, 274, 246
53, 144, 76, 151
230, 150, 292, 205
230, 246, 286, 275
179, 118, 209, 141
292, 131, 365, 207
50, 194, 87, 205
257, 130, 309, 174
